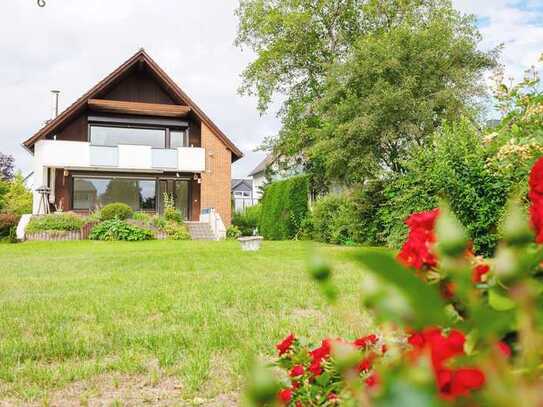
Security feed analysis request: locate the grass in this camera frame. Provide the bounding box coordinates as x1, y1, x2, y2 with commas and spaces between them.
0, 240, 380, 403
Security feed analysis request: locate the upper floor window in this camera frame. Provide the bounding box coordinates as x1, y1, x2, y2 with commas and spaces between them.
90, 125, 166, 148
170, 130, 189, 148
90, 125, 189, 149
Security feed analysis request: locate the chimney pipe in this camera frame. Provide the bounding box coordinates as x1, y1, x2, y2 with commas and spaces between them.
51, 90, 60, 118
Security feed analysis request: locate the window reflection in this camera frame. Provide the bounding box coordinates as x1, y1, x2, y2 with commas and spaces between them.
90, 126, 166, 148
170, 130, 189, 148
73, 178, 156, 210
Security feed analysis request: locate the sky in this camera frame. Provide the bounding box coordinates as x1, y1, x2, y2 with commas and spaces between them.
0, 0, 542, 179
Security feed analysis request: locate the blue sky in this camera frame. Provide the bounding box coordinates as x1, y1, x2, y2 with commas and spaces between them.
0, 1, 542, 178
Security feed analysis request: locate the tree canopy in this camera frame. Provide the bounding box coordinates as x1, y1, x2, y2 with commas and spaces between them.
236, 0, 498, 183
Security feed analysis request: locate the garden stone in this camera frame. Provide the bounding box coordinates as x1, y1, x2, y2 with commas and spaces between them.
238, 236, 263, 251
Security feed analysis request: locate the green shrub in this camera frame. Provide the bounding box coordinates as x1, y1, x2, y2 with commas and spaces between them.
163, 221, 191, 240
26, 213, 84, 233
85, 209, 102, 223
297, 216, 314, 240
164, 208, 183, 224
312, 194, 358, 245
377, 119, 511, 255
2, 174, 32, 215
260, 175, 309, 240
89, 218, 152, 241
150, 215, 167, 229
162, 192, 183, 224
232, 204, 262, 236
350, 180, 387, 246
226, 225, 241, 240
0, 213, 19, 239
8, 226, 18, 243
100, 203, 133, 221
132, 211, 152, 222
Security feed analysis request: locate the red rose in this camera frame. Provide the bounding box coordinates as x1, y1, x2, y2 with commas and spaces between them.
407, 331, 426, 348
364, 372, 380, 389
447, 368, 485, 398
276, 333, 295, 356
356, 352, 376, 373
308, 339, 332, 377
289, 365, 304, 377
530, 199, 543, 243
354, 334, 378, 349
529, 157, 543, 242
408, 327, 484, 399
472, 264, 490, 284
308, 359, 323, 377
277, 388, 293, 404
397, 209, 440, 270
529, 157, 543, 195
496, 341, 512, 358
405, 209, 440, 231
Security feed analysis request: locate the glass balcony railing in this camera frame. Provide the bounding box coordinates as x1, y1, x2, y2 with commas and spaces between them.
89, 145, 118, 167
35, 140, 205, 173
151, 148, 177, 169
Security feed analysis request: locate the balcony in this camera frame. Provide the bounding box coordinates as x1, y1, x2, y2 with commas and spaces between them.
34, 140, 206, 173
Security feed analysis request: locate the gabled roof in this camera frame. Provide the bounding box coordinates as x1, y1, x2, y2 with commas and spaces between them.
248, 153, 275, 176
23, 49, 243, 161
231, 178, 253, 191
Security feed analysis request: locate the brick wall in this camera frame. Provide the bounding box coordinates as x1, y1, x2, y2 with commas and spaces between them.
200, 123, 232, 226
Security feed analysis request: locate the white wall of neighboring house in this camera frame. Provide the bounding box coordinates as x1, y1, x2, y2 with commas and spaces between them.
251, 172, 267, 201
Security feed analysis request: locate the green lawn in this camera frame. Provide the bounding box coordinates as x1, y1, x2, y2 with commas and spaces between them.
0, 240, 378, 404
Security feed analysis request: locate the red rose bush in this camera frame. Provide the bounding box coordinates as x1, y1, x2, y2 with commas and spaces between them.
249, 158, 543, 406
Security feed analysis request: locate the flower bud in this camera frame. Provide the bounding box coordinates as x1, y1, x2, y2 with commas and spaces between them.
308, 256, 331, 281
436, 204, 468, 258
245, 363, 281, 404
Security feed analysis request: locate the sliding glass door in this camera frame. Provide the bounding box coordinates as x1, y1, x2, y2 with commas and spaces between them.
158, 180, 190, 219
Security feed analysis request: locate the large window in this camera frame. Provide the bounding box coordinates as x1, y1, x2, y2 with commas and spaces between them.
90, 126, 166, 148
73, 177, 156, 211
89, 125, 189, 149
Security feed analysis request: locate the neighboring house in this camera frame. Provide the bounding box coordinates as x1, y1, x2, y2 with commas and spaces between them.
22, 49, 242, 227
231, 178, 255, 212
248, 153, 304, 200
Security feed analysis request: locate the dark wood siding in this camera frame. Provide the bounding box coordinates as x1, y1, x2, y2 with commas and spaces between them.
188, 117, 201, 147
102, 68, 176, 105
55, 114, 88, 142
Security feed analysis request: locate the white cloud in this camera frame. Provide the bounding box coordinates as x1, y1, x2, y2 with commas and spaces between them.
454, 0, 543, 81
0, 1, 541, 179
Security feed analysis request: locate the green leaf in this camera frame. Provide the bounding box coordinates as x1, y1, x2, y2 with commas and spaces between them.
375, 379, 443, 407
350, 250, 448, 328
463, 304, 516, 337
489, 288, 516, 311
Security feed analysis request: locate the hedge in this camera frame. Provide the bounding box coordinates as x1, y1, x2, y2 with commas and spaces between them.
260, 175, 309, 240
232, 203, 262, 236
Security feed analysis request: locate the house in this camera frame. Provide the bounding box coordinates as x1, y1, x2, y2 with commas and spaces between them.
248, 153, 304, 200
22, 49, 242, 229
231, 178, 255, 212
